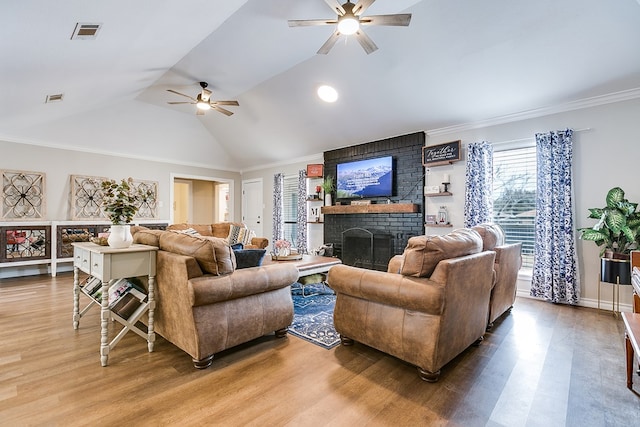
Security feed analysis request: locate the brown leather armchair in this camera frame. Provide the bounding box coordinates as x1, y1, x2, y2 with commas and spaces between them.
472, 224, 522, 329
328, 228, 496, 382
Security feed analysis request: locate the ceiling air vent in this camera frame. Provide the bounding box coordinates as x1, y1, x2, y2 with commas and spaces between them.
45, 93, 64, 103
71, 23, 102, 40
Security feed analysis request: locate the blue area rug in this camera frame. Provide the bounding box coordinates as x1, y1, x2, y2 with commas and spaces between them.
289, 282, 340, 350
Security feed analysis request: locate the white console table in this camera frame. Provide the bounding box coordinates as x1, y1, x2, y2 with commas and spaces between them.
72, 242, 158, 366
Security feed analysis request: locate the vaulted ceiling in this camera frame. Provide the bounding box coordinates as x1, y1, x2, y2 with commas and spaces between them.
2, 0, 640, 171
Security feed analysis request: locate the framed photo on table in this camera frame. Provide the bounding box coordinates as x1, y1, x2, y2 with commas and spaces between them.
306, 164, 324, 178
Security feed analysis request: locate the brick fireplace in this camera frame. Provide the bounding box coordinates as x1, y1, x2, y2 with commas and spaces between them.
323, 132, 425, 271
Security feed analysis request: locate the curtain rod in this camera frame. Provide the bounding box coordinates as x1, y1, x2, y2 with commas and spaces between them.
490, 128, 591, 146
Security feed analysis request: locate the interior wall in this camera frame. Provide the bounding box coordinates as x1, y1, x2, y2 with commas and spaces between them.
426, 97, 640, 308
241, 155, 323, 251
0, 139, 241, 222
191, 180, 215, 223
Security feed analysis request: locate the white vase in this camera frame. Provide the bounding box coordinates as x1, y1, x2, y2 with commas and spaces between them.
107, 225, 133, 249
276, 247, 291, 257
324, 194, 332, 206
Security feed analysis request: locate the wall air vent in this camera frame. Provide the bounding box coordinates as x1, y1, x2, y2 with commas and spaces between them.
45, 94, 64, 103
71, 23, 102, 40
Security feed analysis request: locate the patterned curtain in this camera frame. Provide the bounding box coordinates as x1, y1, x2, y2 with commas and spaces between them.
296, 170, 308, 253
464, 141, 494, 227
272, 173, 284, 245
530, 129, 580, 304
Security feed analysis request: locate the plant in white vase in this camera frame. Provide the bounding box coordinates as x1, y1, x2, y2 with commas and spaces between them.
101, 178, 145, 248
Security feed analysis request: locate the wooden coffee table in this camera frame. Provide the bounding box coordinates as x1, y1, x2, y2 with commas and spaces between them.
265, 254, 341, 296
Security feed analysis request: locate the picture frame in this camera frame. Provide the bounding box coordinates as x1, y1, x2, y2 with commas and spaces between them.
306, 164, 324, 178
422, 140, 461, 166
426, 214, 437, 225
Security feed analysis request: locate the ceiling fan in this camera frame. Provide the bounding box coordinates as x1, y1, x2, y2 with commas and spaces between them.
288, 0, 411, 55
166, 82, 239, 116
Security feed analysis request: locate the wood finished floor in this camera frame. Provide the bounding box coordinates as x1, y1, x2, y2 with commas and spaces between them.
1, 272, 639, 426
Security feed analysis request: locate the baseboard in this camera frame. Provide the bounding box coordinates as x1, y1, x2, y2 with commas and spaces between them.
516, 289, 633, 313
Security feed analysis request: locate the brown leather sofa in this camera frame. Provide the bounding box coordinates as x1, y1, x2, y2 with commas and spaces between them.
472, 224, 522, 329
328, 228, 496, 382
166, 222, 268, 249
132, 228, 298, 369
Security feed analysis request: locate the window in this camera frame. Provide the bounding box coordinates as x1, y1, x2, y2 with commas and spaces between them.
492, 145, 536, 269
282, 175, 298, 244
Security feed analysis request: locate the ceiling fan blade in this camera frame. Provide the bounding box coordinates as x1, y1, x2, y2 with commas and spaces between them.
212, 100, 239, 106
201, 88, 212, 102
166, 89, 196, 102
288, 19, 337, 27
352, 0, 375, 16
196, 109, 205, 116
167, 101, 195, 105
324, 0, 346, 15
317, 29, 341, 54
212, 105, 234, 116
361, 13, 412, 26
355, 28, 378, 54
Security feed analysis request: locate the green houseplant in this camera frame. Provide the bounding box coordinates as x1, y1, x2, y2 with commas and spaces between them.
320, 175, 334, 206
578, 186, 640, 259
101, 178, 143, 248
579, 187, 640, 285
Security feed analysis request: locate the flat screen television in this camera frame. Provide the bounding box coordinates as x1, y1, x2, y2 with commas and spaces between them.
336, 156, 393, 199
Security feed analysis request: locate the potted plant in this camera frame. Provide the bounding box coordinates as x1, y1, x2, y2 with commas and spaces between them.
579, 186, 640, 284
101, 178, 143, 248
320, 175, 334, 206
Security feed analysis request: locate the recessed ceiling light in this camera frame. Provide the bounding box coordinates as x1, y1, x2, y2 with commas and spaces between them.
317, 85, 338, 103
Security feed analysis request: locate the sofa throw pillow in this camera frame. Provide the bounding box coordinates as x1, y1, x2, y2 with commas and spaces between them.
400, 228, 483, 278
159, 232, 235, 275
233, 249, 266, 269
238, 228, 256, 246
227, 224, 245, 245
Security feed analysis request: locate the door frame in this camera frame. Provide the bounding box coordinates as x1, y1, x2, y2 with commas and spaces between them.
242, 178, 264, 237
170, 173, 235, 224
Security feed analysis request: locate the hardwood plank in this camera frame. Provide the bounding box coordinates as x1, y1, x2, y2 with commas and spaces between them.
1, 273, 639, 425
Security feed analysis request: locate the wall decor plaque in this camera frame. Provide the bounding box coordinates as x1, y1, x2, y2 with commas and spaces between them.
1, 170, 46, 220
422, 140, 461, 166
70, 175, 159, 220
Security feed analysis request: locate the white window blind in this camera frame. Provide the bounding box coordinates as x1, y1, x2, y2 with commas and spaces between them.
492, 146, 536, 269
282, 175, 298, 244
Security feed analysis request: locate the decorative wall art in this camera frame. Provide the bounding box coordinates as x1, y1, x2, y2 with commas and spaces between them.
1, 170, 46, 220
70, 175, 159, 221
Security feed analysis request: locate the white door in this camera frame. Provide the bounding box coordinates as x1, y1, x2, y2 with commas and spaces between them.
242, 179, 263, 238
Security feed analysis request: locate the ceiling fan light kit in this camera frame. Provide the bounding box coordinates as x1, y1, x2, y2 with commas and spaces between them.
167, 81, 238, 116
317, 85, 338, 102
288, 0, 411, 55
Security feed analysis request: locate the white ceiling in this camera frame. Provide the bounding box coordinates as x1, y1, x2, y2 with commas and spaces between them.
2, 0, 640, 171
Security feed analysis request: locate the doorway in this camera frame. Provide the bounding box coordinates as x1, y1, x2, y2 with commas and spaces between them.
171, 174, 233, 225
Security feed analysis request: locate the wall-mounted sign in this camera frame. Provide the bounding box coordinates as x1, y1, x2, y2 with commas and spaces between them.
306, 164, 324, 177
422, 140, 461, 166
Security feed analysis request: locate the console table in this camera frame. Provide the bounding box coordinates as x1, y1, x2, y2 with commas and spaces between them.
72, 242, 158, 366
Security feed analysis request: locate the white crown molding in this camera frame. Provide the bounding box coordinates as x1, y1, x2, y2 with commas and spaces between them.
0, 133, 242, 173
240, 152, 324, 174
426, 87, 640, 137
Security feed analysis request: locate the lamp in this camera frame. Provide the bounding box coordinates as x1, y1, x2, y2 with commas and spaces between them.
196, 94, 211, 110
337, 14, 359, 35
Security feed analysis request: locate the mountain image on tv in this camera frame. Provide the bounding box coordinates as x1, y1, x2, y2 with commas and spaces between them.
337, 156, 393, 198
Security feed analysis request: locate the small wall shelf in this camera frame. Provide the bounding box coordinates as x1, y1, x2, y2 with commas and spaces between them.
425, 192, 452, 197
426, 224, 453, 228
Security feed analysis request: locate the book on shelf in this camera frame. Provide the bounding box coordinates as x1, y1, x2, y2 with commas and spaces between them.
82, 276, 103, 296
110, 292, 142, 320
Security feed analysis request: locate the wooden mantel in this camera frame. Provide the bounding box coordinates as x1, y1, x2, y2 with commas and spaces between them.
322, 203, 419, 215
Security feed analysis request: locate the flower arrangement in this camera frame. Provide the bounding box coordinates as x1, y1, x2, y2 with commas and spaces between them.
101, 178, 143, 225
274, 239, 292, 257
274, 239, 291, 249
